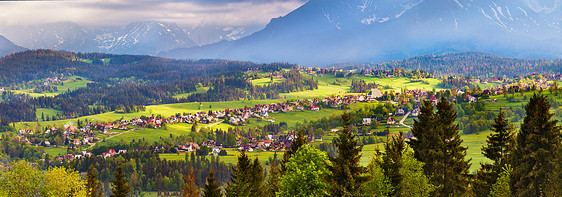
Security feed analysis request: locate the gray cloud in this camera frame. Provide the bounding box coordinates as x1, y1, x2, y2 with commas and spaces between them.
0, 0, 307, 28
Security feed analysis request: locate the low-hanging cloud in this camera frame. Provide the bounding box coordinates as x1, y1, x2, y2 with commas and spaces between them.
0, 0, 307, 28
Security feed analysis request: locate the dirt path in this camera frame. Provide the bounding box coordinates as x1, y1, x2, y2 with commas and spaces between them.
399, 112, 412, 128
86, 129, 133, 150
198, 121, 224, 132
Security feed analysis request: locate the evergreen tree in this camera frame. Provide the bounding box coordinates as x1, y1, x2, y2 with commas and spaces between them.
226, 150, 252, 197
489, 165, 513, 197
265, 160, 281, 197
86, 165, 104, 197
474, 108, 514, 196
110, 162, 130, 197
378, 132, 406, 196
249, 158, 265, 196
202, 169, 222, 197
408, 97, 471, 196
436, 96, 471, 195
327, 112, 366, 196
281, 128, 307, 172
182, 166, 199, 197
511, 93, 561, 196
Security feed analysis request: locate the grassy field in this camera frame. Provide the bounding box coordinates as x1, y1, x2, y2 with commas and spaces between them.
356, 76, 443, 92
12, 76, 92, 97
36, 108, 63, 120
251, 77, 285, 86
172, 87, 210, 99
16, 99, 286, 130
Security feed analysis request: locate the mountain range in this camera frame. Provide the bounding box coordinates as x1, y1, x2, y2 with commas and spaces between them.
0, 35, 26, 57
161, 0, 562, 65
0, 21, 198, 56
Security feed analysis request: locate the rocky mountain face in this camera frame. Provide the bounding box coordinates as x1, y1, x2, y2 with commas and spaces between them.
161, 0, 562, 65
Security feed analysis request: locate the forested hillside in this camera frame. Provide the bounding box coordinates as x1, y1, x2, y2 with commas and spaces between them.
338, 52, 562, 78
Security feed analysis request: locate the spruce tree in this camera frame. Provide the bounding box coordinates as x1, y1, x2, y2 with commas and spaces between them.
202, 169, 222, 197
281, 128, 307, 172
86, 165, 104, 197
474, 108, 514, 196
511, 93, 561, 196
436, 96, 471, 195
110, 162, 130, 197
249, 158, 266, 196
266, 160, 281, 196
408, 97, 471, 196
226, 150, 252, 197
378, 132, 406, 196
327, 112, 366, 196
408, 100, 439, 180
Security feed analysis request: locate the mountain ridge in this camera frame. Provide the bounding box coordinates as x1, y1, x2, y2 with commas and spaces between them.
0, 35, 26, 57
160, 0, 562, 66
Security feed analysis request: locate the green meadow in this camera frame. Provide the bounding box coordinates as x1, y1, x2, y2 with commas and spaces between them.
12, 76, 92, 98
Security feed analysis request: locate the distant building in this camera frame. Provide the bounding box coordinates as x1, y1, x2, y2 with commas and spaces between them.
362, 118, 372, 125
367, 88, 383, 99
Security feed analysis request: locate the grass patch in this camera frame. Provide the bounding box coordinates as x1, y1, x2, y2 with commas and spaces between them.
251, 77, 285, 86
172, 87, 209, 99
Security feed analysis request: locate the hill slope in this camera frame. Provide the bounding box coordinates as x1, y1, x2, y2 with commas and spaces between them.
161, 0, 562, 65
0, 35, 26, 57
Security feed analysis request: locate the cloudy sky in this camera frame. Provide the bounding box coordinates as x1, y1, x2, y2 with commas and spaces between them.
0, 0, 308, 28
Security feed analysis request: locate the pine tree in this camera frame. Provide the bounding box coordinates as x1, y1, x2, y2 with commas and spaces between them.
226, 150, 252, 197
182, 166, 199, 197
249, 158, 266, 196
436, 96, 471, 195
265, 160, 281, 196
489, 165, 513, 197
474, 108, 514, 196
408, 97, 471, 196
327, 112, 366, 196
511, 93, 561, 196
378, 132, 406, 196
202, 169, 222, 197
86, 165, 104, 197
281, 128, 307, 172
110, 162, 130, 197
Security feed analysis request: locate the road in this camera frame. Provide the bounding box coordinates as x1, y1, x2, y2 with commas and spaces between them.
399, 112, 412, 128
198, 121, 224, 132
86, 129, 134, 150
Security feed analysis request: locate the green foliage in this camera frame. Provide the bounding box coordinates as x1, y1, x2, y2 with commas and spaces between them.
42, 166, 87, 197
511, 94, 561, 196
86, 165, 104, 197
266, 160, 281, 197
362, 155, 394, 197
327, 112, 366, 196
281, 129, 307, 172
398, 150, 437, 197
378, 132, 406, 194
0, 160, 43, 196
110, 162, 131, 197
202, 169, 223, 197
489, 165, 512, 197
226, 151, 265, 197
408, 97, 471, 196
277, 145, 330, 197
474, 108, 514, 197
